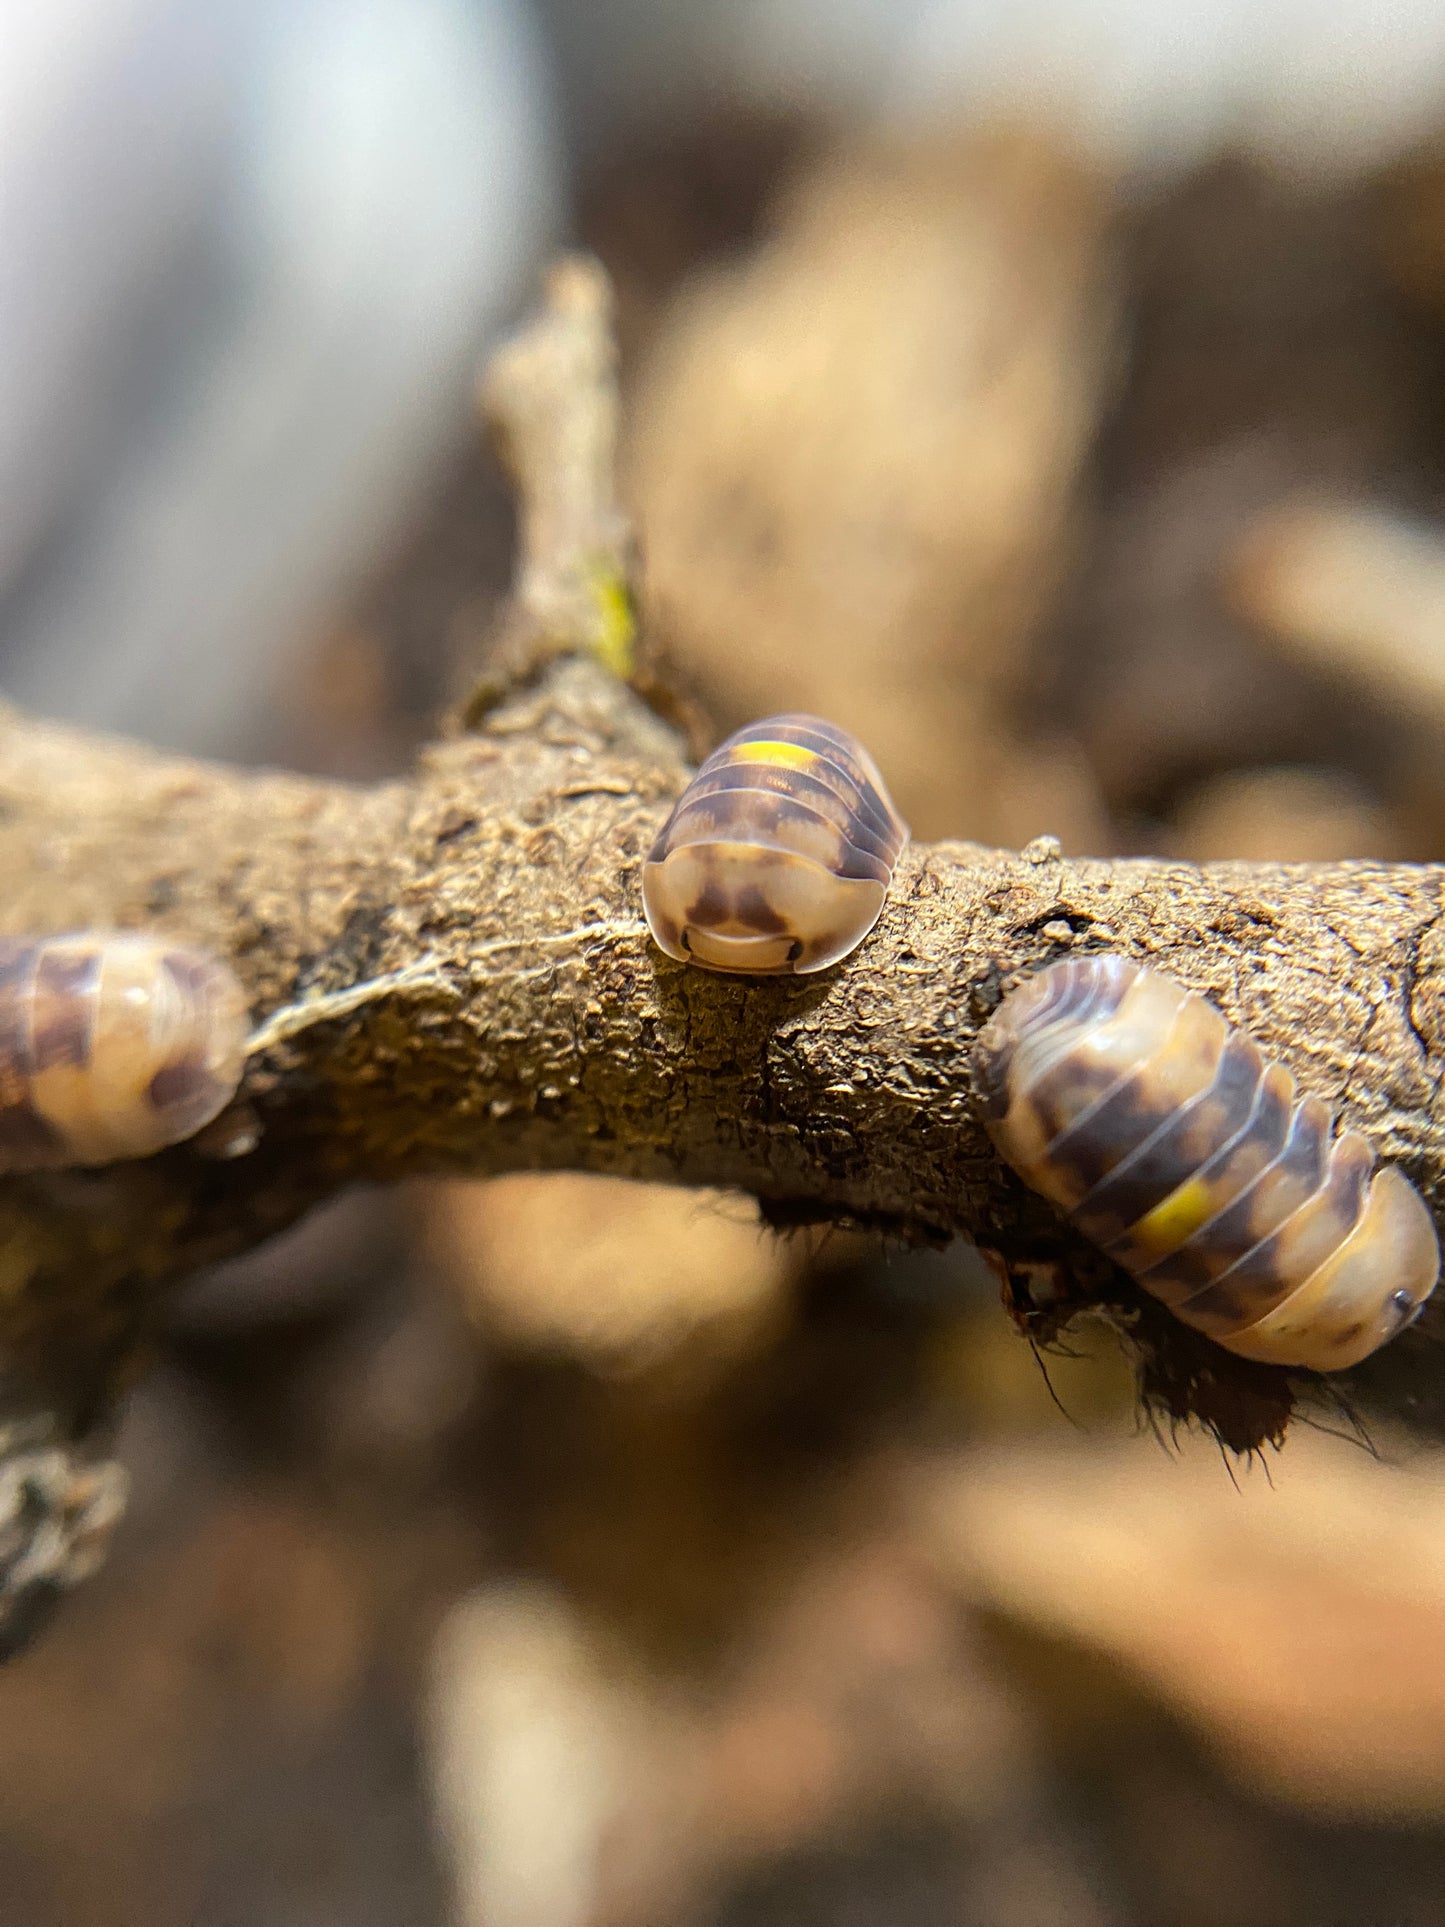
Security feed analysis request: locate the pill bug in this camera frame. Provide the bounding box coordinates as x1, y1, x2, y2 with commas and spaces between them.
642, 714, 908, 975
975, 955, 1440, 1371
0, 934, 249, 1171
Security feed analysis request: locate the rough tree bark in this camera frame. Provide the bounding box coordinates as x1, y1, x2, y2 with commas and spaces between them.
0, 257, 1442, 1611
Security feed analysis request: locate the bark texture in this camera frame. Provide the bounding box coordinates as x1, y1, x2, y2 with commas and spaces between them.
0, 257, 1442, 1457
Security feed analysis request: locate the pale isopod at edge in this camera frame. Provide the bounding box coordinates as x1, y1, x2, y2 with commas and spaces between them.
0, 933, 249, 1170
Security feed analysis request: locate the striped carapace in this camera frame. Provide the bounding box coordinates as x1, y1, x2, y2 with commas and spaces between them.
975, 955, 1439, 1371
642, 714, 908, 976
0, 934, 248, 1170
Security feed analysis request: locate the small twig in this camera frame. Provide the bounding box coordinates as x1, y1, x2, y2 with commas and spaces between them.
462, 255, 639, 720
1226, 499, 1445, 726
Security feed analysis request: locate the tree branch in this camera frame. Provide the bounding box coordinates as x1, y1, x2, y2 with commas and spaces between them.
2, 256, 1443, 1478
460, 253, 641, 715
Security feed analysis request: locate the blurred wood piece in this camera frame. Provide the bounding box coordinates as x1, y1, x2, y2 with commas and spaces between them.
1376, 141, 1445, 317
426, 1526, 1099, 1927
626, 128, 1118, 846
914, 1430, 1445, 1818
428, 1582, 703, 1927
1227, 501, 1445, 730
422, 1173, 791, 1372
1166, 766, 1412, 863
1060, 160, 1445, 820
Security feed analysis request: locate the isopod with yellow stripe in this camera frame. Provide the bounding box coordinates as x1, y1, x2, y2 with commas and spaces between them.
642, 714, 908, 975
975, 955, 1440, 1370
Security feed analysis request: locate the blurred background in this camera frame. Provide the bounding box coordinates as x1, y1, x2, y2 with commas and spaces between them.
8, 0, 1445, 1921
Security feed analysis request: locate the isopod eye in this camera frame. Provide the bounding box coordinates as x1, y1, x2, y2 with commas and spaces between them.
1390, 1287, 1424, 1329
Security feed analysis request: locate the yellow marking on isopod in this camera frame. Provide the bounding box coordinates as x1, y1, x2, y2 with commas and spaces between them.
728, 741, 819, 773
1127, 1175, 1221, 1255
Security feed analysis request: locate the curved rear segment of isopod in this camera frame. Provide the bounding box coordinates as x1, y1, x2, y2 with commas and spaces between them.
136, 943, 251, 1154
1221, 1166, 1440, 1370
976, 957, 1440, 1370
642, 714, 908, 975
0, 934, 249, 1170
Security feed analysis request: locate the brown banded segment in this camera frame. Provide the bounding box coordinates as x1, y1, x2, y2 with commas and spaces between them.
1104, 1063, 1296, 1281
777, 751, 901, 851
699, 717, 904, 858
1225, 1168, 1441, 1370
1171, 1131, 1374, 1339
734, 714, 867, 756
753, 796, 891, 883
642, 713, 907, 976
987, 956, 1139, 1104
678, 763, 900, 866
0, 942, 38, 1112
1001, 955, 1124, 1045
157, 949, 250, 1137
31, 945, 101, 1071
1041, 991, 1229, 1202
731, 712, 894, 787
670, 763, 901, 871
994, 968, 1189, 1188
0, 934, 249, 1171
694, 720, 888, 796
1224, 1129, 1374, 1297
1071, 1029, 1266, 1249
659, 789, 888, 881
156, 948, 249, 1124
977, 957, 1441, 1370
1137, 1093, 1333, 1299
161, 947, 232, 1010
1012, 996, 1213, 1211
34, 937, 164, 1163
975, 956, 1136, 1125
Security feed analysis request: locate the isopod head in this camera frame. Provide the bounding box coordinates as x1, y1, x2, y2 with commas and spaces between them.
975, 955, 1439, 1371
0, 934, 249, 1171
642, 715, 908, 975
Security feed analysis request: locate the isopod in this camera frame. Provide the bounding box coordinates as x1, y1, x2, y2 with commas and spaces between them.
0, 934, 249, 1171
642, 714, 908, 975
974, 955, 1439, 1370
